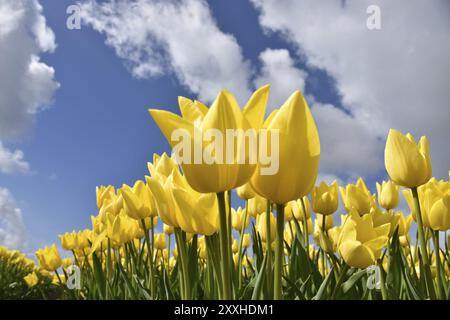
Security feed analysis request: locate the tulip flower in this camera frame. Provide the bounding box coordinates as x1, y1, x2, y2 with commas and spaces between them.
96, 185, 115, 210
122, 181, 156, 220
231, 207, 249, 231
340, 178, 375, 216
403, 179, 450, 231
338, 210, 390, 269
149, 86, 269, 194
147, 169, 219, 236
59, 231, 78, 251
36, 244, 62, 271
236, 183, 256, 200
242, 234, 251, 249
312, 180, 339, 216
256, 211, 276, 243
251, 90, 320, 205
163, 223, 174, 235
385, 129, 432, 188
155, 233, 167, 250
23, 272, 39, 288
147, 152, 178, 180
247, 194, 266, 217
376, 180, 399, 210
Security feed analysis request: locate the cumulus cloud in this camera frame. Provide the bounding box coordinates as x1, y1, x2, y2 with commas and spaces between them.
254, 48, 307, 109
79, 0, 252, 104
254, 49, 382, 180
0, 0, 57, 248
0, 188, 27, 250
252, 0, 450, 179
0, 0, 59, 139
0, 142, 30, 175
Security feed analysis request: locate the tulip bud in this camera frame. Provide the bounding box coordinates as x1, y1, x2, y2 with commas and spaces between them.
384, 129, 432, 188
376, 180, 399, 210
155, 233, 167, 250
251, 90, 320, 205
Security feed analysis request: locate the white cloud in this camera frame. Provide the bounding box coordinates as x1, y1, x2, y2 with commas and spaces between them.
312, 101, 383, 180
254, 48, 307, 109
252, 0, 450, 179
0, 188, 27, 250
79, 0, 252, 104
0, 0, 57, 249
0, 0, 59, 139
0, 142, 30, 175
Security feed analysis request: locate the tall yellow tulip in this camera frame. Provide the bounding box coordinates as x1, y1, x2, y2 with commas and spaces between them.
384, 129, 432, 188
251, 90, 320, 205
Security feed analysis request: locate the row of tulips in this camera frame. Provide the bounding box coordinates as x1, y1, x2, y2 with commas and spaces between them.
6, 86, 450, 299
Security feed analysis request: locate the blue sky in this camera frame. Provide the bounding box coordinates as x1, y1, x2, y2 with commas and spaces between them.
0, 0, 449, 253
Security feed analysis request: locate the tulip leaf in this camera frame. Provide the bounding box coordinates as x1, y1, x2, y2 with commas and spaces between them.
341, 269, 366, 295
251, 253, 267, 300
91, 252, 106, 299
312, 266, 335, 300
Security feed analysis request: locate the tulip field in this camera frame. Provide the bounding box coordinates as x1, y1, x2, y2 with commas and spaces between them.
1, 87, 449, 301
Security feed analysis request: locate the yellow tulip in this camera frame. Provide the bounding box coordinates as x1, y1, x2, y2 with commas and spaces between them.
59, 231, 78, 251
256, 211, 276, 243
154, 233, 167, 250
231, 207, 249, 231
147, 169, 219, 235
403, 178, 450, 230
232, 239, 239, 254
236, 182, 257, 200
340, 178, 375, 216
24, 272, 39, 288
338, 210, 390, 269
376, 180, 399, 210
99, 191, 123, 217
148, 152, 178, 180
91, 215, 105, 234
295, 196, 311, 221
121, 181, 154, 220
96, 185, 115, 209
395, 212, 414, 246
251, 90, 320, 205
242, 234, 251, 248
105, 211, 136, 245
163, 223, 174, 235
384, 129, 432, 188
36, 244, 62, 271
312, 180, 339, 216
149, 86, 269, 193
247, 194, 267, 217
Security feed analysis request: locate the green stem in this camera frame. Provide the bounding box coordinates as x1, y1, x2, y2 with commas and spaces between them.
300, 198, 309, 254
217, 191, 232, 299
141, 219, 155, 298
432, 230, 445, 299
330, 263, 350, 299
237, 200, 248, 289
377, 259, 388, 300
411, 187, 436, 299
174, 228, 190, 299
274, 203, 285, 300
